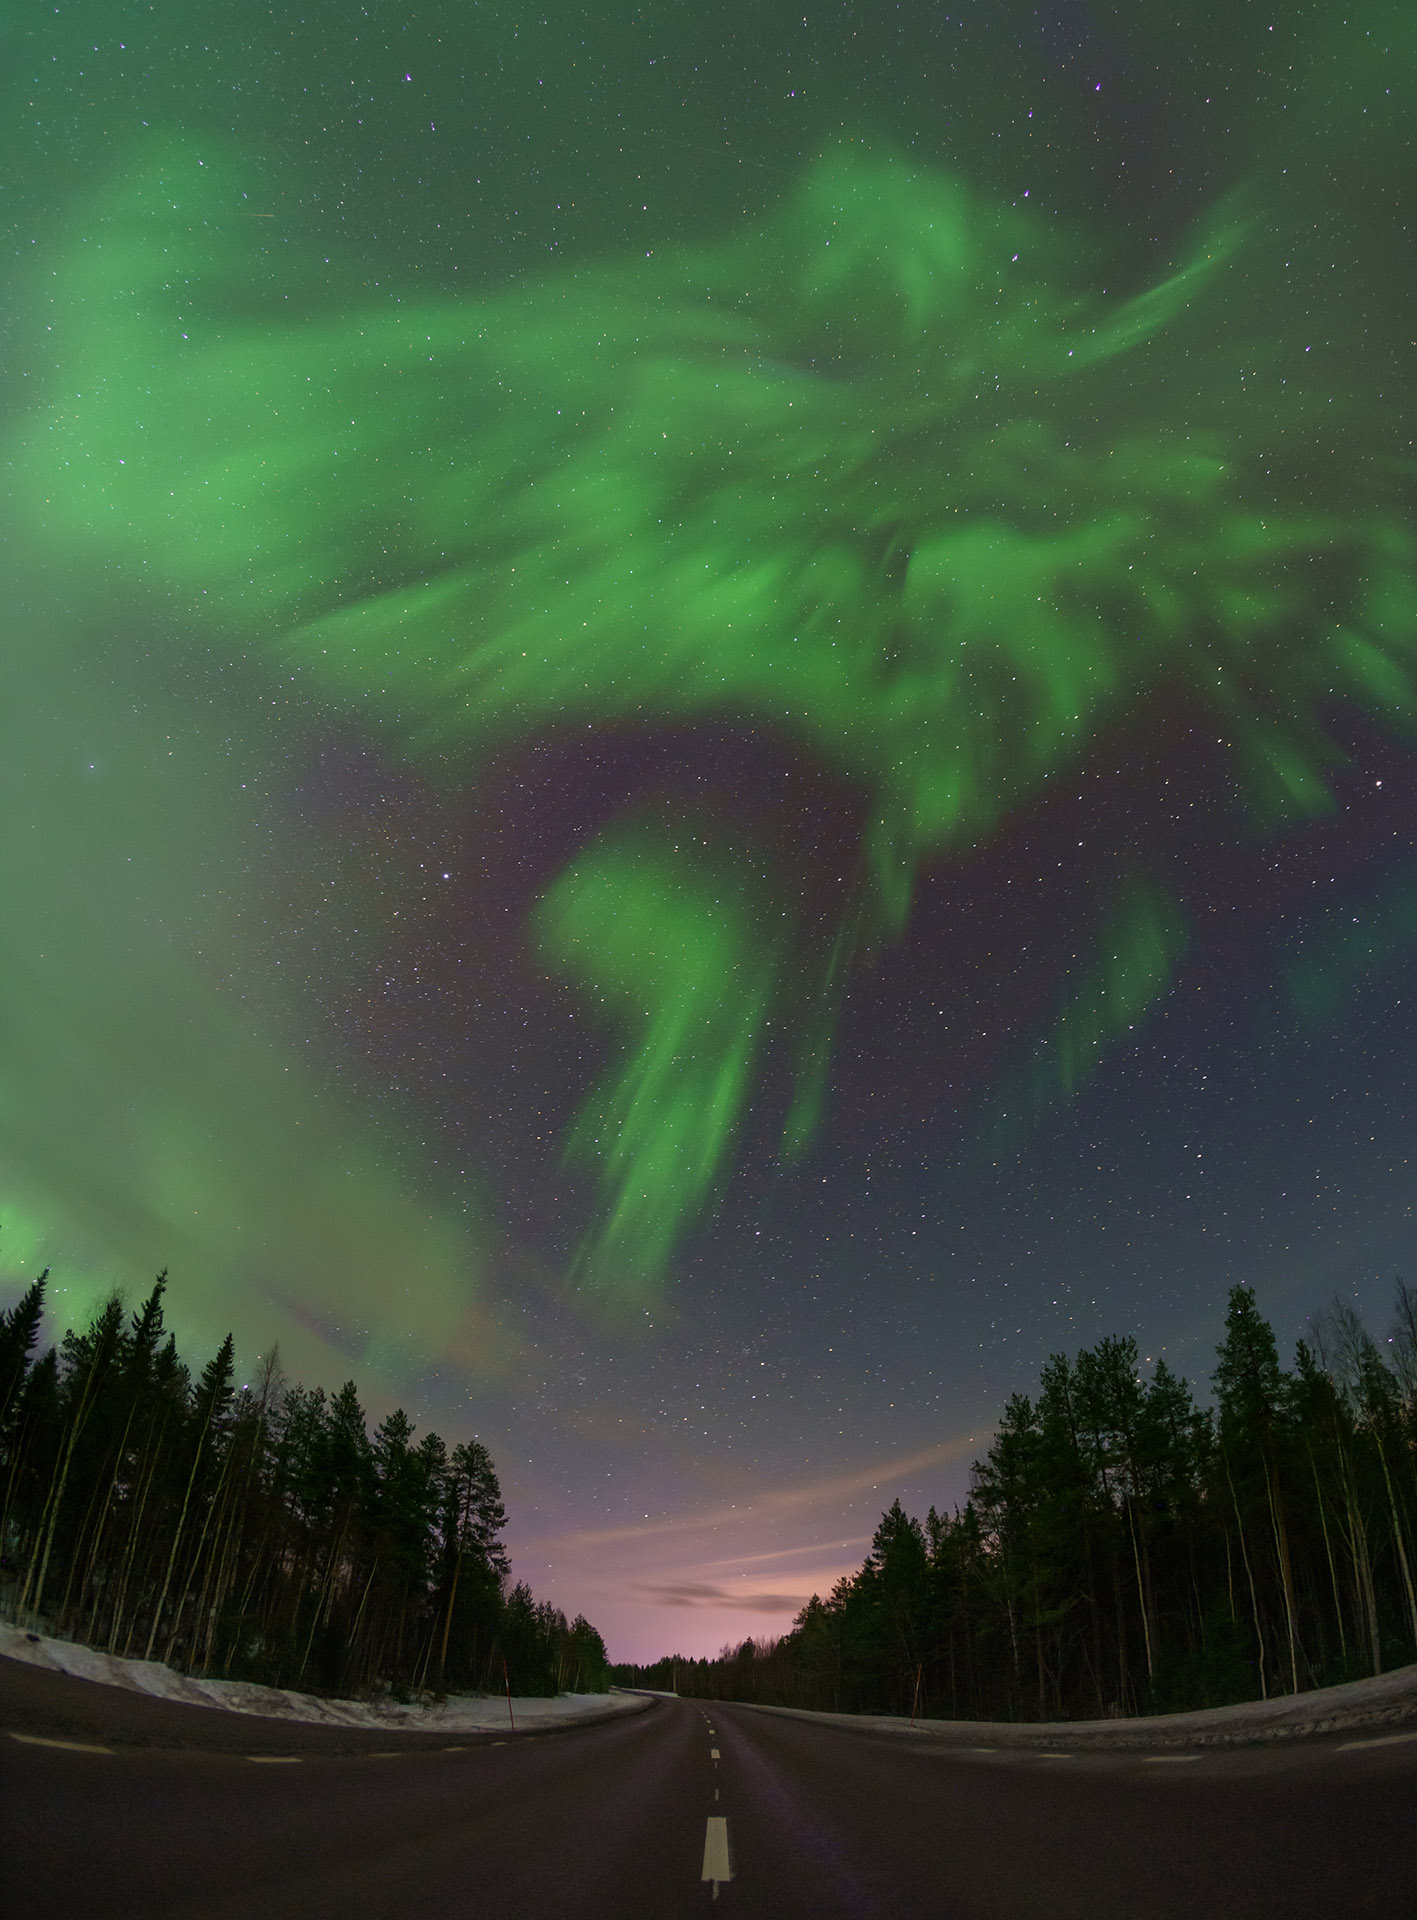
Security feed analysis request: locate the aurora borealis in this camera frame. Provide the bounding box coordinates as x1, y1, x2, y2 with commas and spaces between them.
4, 1, 1415, 1660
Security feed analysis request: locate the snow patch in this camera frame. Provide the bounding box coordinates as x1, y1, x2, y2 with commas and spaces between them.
0, 1621, 643, 1732
732, 1663, 1417, 1750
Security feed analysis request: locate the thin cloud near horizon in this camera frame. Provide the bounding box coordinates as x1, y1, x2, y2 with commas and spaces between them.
533, 1431, 984, 1555
638, 1581, 811, 1614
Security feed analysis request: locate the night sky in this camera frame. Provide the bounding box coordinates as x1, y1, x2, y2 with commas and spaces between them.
4, 2, 1415, 1661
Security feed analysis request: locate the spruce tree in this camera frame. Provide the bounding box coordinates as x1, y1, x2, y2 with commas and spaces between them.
0, 1270, 47, 1430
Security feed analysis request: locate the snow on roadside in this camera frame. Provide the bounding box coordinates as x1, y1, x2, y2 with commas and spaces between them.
0, 1621, 644, 1733
733, 1661, 1417, 1750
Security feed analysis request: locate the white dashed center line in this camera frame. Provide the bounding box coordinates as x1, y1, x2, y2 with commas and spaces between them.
1338, 1730, 1417, 1751
701, 1815, 733, 1898
247, 1755, 303, 1764
710, 1746, 720, 1760
1142, 1754, 1203, 1763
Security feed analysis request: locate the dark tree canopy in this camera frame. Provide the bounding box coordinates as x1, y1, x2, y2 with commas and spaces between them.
0, 1271, 607, 1701
621, 1283, 1417, 1723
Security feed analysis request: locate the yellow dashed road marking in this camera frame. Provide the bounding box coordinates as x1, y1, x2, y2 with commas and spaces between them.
10, 1733, 113, 1755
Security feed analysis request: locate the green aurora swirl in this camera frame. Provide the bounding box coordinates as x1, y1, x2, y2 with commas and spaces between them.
13, 134, 1416, 1298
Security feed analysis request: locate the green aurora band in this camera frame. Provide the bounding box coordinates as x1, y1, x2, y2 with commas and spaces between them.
991, 879, 1191, 1144
1283, 864, 1417, 1031
13, 133, 1416, 1300
534, 819, 783, 1286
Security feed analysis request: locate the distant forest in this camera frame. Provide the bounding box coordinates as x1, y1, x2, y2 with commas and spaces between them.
0, 1272, 608, 1698
618, 1284, 1417, 1723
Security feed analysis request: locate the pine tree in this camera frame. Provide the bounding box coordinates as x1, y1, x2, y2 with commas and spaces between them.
1213, 1285, 1303, 1695
143, 1332, 235, 1662
0, 1271, 47, 1431
18, 1291, 126, 1628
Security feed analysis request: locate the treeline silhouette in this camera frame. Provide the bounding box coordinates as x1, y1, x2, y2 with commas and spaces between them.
620, 1284, 1417, 1722
0, 1270, 608, 1698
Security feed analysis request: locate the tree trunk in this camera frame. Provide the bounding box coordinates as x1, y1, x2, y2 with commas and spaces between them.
1308, 1441, 1347, 1669
1371, 1426, 1417, 1655
143, 1422, 211, 1662
1223, 1451, 1267, 1700
1127, 1499, 1155, 1687
17, 1343, 109, 1628
1264, 1463, 1303, 1694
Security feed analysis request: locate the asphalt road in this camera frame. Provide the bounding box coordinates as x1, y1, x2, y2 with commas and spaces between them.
4, 1659, 1415, 1918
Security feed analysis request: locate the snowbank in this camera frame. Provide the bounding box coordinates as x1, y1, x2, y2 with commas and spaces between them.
0, 1621, 645, 1733
732, 1663, 1417, 1750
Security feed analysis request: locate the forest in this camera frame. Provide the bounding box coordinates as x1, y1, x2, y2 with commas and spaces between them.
0, 1271, 608, 1699
619, 1285, 1417, 1723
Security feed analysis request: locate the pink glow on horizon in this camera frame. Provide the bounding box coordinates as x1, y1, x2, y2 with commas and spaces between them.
507, 1431, 983, 1665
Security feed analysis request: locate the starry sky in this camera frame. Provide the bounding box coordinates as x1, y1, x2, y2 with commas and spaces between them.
3, 2, 1415, 1662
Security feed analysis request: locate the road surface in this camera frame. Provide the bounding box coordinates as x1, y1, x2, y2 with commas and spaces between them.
4, 1658, 1415, 1917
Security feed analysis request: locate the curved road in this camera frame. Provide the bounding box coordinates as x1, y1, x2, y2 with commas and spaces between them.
4, 1660, 1415, 1917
